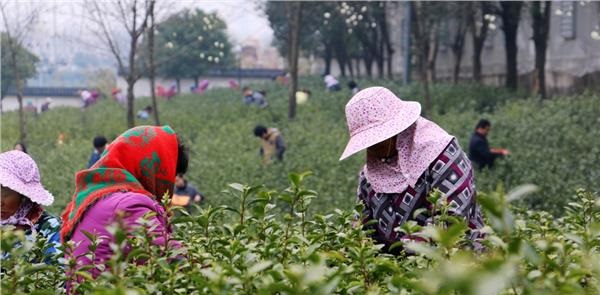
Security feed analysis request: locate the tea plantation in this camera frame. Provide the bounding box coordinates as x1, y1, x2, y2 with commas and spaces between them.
1, 78, 598, 215
0, 79, 599, 294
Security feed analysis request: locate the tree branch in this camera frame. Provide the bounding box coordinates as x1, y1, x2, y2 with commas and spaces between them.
88, 0, 126, 73
117, 0, 133, 33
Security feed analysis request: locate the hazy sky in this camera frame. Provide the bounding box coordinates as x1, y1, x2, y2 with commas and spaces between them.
2, 0, 275, 59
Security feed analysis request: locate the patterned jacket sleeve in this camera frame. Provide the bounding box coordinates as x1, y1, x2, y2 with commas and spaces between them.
44, 218, 62, 256
356, 170, 377, 231
429, 139, 485, 239
36, 214, 62, 257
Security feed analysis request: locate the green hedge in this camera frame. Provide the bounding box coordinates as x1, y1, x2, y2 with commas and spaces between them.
1, 176, 599, 294
0, 79, 598, 215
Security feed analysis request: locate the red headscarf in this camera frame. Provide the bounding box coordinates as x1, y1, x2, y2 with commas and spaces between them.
60, 126, 179, 241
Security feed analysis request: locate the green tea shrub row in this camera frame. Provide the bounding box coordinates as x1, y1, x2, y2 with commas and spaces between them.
0, 80, 598, 215
1, 174, 598, 294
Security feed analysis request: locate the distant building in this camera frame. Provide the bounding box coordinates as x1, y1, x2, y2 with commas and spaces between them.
259, 47, 285, 69
240, 38, 285, 69
241, 45, 259, 69
311, 2, 600, 93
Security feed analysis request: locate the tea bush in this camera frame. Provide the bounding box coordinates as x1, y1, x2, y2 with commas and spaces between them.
1, 79, 597, 215
435, 92, 600, 214
1, 174, 599, 294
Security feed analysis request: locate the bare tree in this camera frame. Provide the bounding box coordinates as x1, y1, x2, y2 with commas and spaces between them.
530, 1, 551, 99
287, 2, 302, 120
0, 2, 42, 144
86, 0, 150, 128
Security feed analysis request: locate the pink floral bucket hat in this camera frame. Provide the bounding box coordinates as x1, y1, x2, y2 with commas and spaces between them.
340, 87, 421, 161
0, 150, 54, 206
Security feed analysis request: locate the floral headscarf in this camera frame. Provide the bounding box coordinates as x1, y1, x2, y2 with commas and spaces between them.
60, 126, 179, 241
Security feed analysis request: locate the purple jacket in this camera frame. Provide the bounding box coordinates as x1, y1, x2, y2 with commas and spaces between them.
68, 191, 180, 279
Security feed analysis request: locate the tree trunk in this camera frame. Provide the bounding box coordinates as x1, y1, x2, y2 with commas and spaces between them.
337, 57, 346, 77
194, 76, 199, 87
0, 73, 8, 113
451, 13, 468, 84
334, 42, 348, 78
176, 78, 181, 93
0, 4, 33, 144
126, 28, 137, 128
411, 1, 432, 116
17, 89, 25, 145
426, 22, 439, 83
355, 59, 361, 78
323, 43, 332, 75
376, 54, 385, 78
503, 26, 519, 90
355, 20, 383, 80
364, 58, 373, 78
380, 3, 394, 80
500, 1, 523, 90
402, 1, 413, 85
364, 54, 373, 78
469, 2, 491, 84
87, 0, 149, 129
452, 50, 463, 84
9, 46, 26, 144
347, 58, 354, 79
419, 62, 431, 117
148, 0, 160, 125
376, 32, 385, 78
472, 33, 485, 83
531, 1, 550, 99
126, 78, 135, 128
287, 2, 302, 120
386, 51, 393, 80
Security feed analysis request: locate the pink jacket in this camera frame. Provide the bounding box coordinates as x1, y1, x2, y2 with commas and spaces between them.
68, 191, 180, 279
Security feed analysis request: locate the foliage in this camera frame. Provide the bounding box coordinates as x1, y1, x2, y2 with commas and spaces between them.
0, 79, 598, 216
1, 174, 598, 294
141, 8, 233, 81
0, 32, 39, 98
438, 91, 600, 214
264, 2, 365, 76
265, 1, 406, 78
263, 1, 323, 59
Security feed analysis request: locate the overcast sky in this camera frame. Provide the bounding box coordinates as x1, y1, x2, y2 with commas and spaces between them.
1, 0, 275, 59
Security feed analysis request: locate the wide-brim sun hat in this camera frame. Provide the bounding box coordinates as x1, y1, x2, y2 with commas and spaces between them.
0, 150, 54, 206
339, 87, 421, 161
